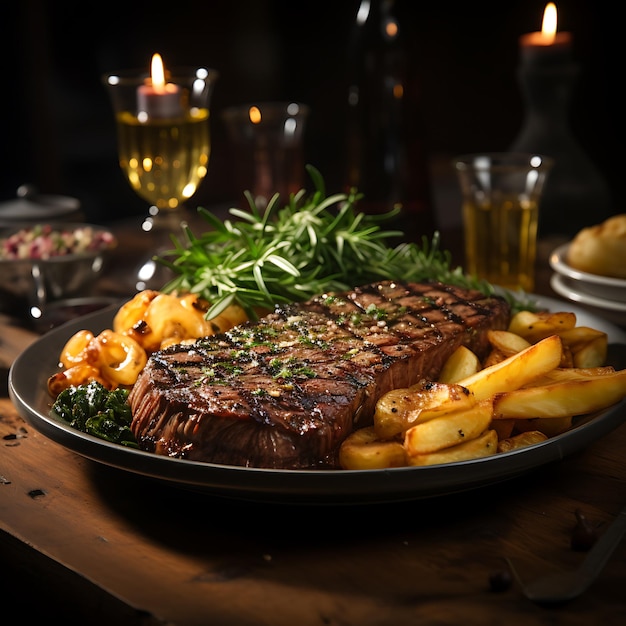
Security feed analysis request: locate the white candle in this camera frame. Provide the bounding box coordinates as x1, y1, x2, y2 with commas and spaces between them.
137, 53, 183, 119
519, 3, 573, 66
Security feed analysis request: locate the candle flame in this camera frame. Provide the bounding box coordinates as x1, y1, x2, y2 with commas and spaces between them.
150, 53, 166, 89
249, 106, 262, 124
541, 3, 557, 41
385, 19, 398, 39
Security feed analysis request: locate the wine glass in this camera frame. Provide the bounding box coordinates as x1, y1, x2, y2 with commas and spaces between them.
103, 54, 218, 290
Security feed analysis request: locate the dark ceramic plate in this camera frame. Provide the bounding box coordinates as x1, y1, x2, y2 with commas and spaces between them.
9, 296, 626, 505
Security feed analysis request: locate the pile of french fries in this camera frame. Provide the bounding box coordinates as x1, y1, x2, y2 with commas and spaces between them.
339, 310, 626, 469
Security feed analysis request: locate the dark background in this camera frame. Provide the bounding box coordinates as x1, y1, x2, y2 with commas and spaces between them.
1, 0, 618, 225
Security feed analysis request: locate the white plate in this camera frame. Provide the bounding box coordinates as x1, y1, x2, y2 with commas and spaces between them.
550, 243, 626, 303
551, 274, 626, 313
9, 296, 626, 505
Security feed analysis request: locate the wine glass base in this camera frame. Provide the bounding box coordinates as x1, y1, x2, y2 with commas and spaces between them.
133, 258, 170, 292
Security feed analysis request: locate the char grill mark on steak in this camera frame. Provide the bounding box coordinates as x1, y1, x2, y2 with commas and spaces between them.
129, 281, 510, 469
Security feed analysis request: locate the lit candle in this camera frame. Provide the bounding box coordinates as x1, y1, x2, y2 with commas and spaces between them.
519, 3, 573, 65
137, 53, 183, 119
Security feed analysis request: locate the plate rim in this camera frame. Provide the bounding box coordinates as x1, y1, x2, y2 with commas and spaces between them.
550, 274, 626, 312
8, 294, 626, 505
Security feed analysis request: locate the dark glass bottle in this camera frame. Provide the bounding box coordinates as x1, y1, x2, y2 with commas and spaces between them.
343, 0, 434, 242
509, 52, 613, 237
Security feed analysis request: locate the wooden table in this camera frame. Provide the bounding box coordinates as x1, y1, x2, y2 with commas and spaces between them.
1, 222, 626, 625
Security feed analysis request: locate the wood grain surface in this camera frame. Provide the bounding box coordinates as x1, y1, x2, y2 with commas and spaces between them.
2, 388, 626, 625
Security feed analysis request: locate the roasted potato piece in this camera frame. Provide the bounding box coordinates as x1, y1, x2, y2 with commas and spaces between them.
374, 380, 474, 439
456, 335, 563, 401
95, 330, 148, 387
514, 416, 573, 437
492, 369, 626, 419
508, 310, 577, 342
113, 289, 160, 333
572, 335, 608, 368
490, 418, 516, 440
438, 346, 480, 383
557, 326, 607, 351
60, 329, 97, 369
48, 365, 111, 397
559, 344, 575, 368
407, 429, 498, 466
497, 430, 549, 453
142, 293, 217, 351
486, 329, 531, 356
209, 304, 250, 333
404, 399, 493, 455
339, 426, 407, 470
482, 348, 509, 369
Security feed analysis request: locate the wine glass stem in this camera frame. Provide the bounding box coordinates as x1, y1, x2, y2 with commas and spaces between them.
142, 205, 189, 250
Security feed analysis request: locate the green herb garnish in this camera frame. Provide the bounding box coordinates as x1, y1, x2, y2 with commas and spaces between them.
157, 165, 533, 320
51, 381, 137, 448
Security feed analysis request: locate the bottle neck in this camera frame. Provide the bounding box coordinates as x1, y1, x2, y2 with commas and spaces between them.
341, 1, 434, 238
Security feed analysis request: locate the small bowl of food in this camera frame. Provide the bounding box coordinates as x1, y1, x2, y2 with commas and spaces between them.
0, 222, 118, 316
550, 214, 626, 305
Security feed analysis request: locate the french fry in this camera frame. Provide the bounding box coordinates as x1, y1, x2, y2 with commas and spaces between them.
404, 399, 493, 455
374, 380, 474, 439
497, 430, 548, 453
438, 345, 480, 383
492, 369, 626, 419
529, 366, 615, 386
407, 429, 498, 466
339, 426, 407, 470
456, 335, 563, 401
508, 310, 577, 343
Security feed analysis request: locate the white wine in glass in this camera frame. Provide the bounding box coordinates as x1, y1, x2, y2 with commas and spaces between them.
104, 54, 218, 289
116, 108, 210, 211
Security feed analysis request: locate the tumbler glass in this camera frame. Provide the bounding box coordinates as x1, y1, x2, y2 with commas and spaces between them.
453, 152, 553, 292
222, 101, 309, 208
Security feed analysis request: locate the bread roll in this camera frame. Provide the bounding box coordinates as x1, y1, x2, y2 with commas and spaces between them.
566, 214, 626, 279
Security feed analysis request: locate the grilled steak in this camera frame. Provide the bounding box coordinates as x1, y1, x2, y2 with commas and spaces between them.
129, 281, 510, 469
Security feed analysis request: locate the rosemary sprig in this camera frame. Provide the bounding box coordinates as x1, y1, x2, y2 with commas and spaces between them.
157, 165, 532, 320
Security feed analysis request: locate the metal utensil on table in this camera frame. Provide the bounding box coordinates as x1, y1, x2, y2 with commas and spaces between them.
507, 503, 626, 606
